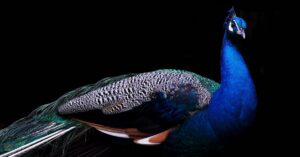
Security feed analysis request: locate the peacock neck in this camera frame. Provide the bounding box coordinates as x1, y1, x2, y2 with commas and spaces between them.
221, 31, 252, 87
205, 31, 257, 133
164, 30, 257, 153
181, 31, 257, 144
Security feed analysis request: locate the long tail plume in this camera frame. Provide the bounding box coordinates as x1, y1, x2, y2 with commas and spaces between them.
0, 74, 136, 157
0, 83, 109, 156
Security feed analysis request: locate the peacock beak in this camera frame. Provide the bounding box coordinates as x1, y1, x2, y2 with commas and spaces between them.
242, 31, 246, 39
237, 29, 246, 39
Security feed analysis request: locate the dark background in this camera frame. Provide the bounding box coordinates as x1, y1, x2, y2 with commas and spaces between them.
1, 1, 290, 156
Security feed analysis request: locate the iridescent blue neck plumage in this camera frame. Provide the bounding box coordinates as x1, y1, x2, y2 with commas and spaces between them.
163, 30, 257, 156
221, 32, 251, 86
207, 31, 257, 139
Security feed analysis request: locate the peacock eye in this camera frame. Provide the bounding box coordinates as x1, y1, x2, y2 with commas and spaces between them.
231, 22, 236, 27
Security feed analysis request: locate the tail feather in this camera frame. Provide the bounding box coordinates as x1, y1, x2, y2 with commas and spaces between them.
0, 126, 75, 157
0, 75, 139, 156
0, 103, 90, 156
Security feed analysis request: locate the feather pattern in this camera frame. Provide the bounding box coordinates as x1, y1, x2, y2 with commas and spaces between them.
58, 70, 213, 115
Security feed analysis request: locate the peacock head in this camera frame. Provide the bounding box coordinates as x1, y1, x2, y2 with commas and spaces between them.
224, 7, 247, 39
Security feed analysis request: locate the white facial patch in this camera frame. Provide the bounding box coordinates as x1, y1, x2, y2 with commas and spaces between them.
228, 21, 233, 32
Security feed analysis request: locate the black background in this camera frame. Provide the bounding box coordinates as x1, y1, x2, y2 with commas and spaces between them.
1, 1, 291, 156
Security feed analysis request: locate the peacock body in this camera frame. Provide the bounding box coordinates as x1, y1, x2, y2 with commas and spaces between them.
0, 8, 256, 157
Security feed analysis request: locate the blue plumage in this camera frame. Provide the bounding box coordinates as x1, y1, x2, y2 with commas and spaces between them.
234, 17, 247, 29
162, 8, 257, 156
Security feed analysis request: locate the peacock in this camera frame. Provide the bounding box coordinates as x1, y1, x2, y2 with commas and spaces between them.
0, 8, 256, 157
